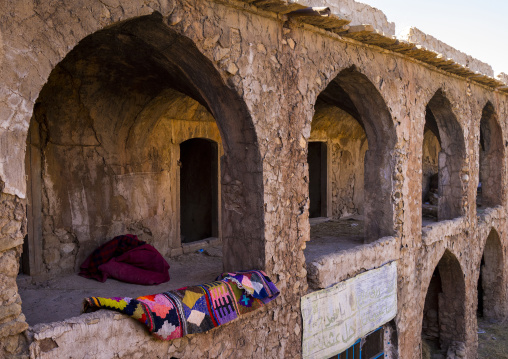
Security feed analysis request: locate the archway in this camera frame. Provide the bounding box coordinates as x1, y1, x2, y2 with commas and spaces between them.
422, 90, 466, 224
478, 102, 504, 209
308, 67, 396, 244
21, 14, 263, 325
478, 229, 504, 319
421, 250, 466, 357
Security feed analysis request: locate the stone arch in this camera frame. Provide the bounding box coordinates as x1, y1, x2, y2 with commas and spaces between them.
309, 66, 396, 241
25, 14, 264, 277
478, 228, 505, 319
424, 89, 466, 221
421, 249, 466, 356
478, 102, 504, 208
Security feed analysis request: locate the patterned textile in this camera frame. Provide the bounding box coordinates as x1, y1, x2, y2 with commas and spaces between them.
83, 270, 279, 340
79, 234, 145, 282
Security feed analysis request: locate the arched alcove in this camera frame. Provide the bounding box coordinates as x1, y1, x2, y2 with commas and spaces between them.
422, 90, 466, 224
422, 250, 466, 357
21, 14, 264, 326
478, 229, 504, 319
307, 67, 396, 245
478, 102, 504, 209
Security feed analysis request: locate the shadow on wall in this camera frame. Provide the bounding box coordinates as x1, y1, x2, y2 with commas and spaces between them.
421, 90, 466, 225
307, 66, 396, 244
22, 13, 265, 280
478, 102, 504, 209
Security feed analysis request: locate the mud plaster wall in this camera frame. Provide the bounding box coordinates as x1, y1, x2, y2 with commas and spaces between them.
1, 0, 508, 358
310, 105, 366, 218
31, 64, 223, 275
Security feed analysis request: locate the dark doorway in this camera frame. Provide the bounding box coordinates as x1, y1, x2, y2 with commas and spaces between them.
477, 254, 485, 317
308, 142, 327, 218
422, 267, 442, 352
478, 229, 504, 319
422, 251, 466, 358
180, 138, 218, 243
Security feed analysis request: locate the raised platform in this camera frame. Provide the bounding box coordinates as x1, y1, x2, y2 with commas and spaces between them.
305, 216, 399, 290
18, 244, 223, 326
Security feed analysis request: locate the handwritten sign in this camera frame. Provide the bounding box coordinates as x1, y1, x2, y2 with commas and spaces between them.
301, 261, 397, 359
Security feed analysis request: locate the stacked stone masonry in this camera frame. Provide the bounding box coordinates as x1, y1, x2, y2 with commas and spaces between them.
0, 0, 507, 358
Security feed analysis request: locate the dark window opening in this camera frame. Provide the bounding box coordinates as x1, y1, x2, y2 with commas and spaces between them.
477, 254, 485, 317
422, 268, 442, 354
308, 142, 327, 218
180, 138, 218, 244
331, 327, 384, 359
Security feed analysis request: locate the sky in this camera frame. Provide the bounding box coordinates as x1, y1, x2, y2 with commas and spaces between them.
358, 0, 508, 76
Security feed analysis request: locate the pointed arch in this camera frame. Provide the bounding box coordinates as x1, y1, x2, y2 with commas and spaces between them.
422, 250, 466, 354
424, 89, 466, 221
479, 228, 505, 319
478, 102, 504, 208
310, 67, 396, 241
25, 14, 264, 276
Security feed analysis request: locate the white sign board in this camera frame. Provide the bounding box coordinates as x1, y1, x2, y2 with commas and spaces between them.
301, 261, 397, 359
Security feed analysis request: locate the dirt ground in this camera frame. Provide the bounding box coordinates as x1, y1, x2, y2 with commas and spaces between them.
18, 245, 223, 326
478, 317, 508, 358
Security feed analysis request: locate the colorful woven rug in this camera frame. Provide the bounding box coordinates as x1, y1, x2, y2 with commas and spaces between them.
83, 270, 279, 340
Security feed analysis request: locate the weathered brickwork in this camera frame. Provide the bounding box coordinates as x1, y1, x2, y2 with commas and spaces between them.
0, 0, 507, 358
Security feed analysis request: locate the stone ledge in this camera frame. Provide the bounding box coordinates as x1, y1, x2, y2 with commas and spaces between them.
422, 216, 467, 246
477, 206, 505, 236
26, 304, 268, 358
28, 310, 170, 358
477, 205, 505, 224
306, 236, 399, 290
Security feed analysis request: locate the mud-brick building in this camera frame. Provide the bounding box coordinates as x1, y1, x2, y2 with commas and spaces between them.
1, 0, 508, 358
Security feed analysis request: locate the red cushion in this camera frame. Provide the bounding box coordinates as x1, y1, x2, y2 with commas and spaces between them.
98, 244, 170, 285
